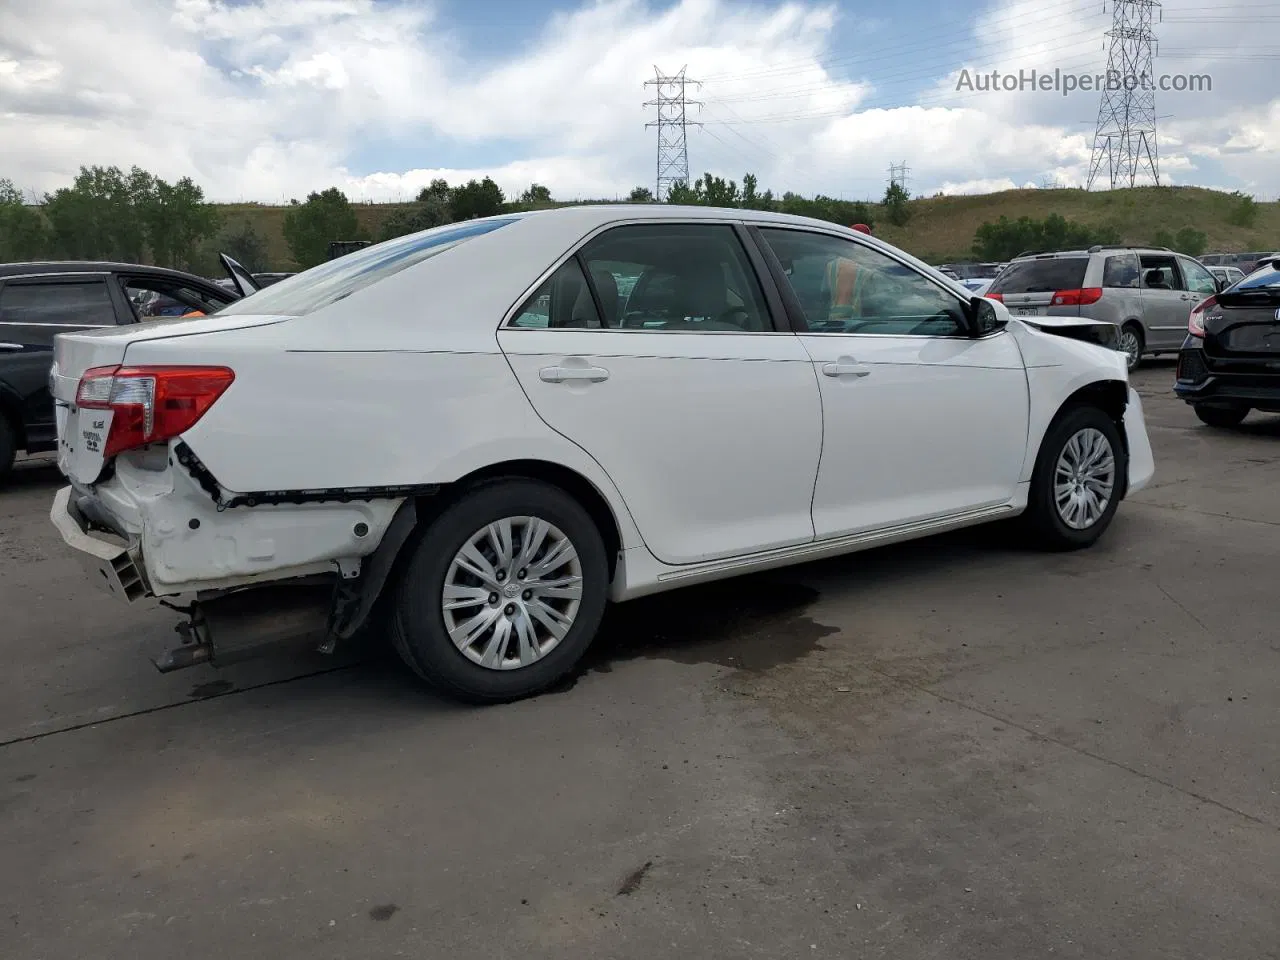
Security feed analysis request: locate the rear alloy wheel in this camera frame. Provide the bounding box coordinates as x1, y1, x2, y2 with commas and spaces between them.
391, 479, 608, 703
1023, 404, 1127, 550
1194, 403, 1249, 428
1119, 323, 1144, 371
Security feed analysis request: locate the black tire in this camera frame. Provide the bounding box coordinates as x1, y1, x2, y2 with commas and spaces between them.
0, 416, 16, 484
1023, 404, 1128, 551
1194, 403, 1249, 428
1120, 322, 1144, 372
390, 479, 609, 703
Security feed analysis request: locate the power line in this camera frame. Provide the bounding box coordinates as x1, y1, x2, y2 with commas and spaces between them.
1087, 0, 1161, 189
888, 162, 911, 192
644, 66, 702, 200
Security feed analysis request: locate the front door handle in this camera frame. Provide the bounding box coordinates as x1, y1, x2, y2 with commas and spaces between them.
822, 359, 871, 378
0, 342, 24, 352
539, 363, 610, 384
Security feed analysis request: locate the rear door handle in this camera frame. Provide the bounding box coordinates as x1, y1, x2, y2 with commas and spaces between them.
0, 342, 23, 352
539, 364, 610, 384
822, 359, 871, 378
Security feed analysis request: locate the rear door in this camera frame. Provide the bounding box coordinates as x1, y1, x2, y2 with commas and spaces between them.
497, 221, 824, 566
0, 274, 120, 450
1138, 254, 1193, 350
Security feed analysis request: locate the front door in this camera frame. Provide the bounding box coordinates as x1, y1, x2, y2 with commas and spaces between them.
754, 227, 1029, 539
498, 222, 823, 566
0, 275, 120, 449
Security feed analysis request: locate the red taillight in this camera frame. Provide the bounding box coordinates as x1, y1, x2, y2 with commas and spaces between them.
75, 365, 235, 458
1050, 287, 1104, 306
1188, 295, 1216, 338
986, 292, 1004, 302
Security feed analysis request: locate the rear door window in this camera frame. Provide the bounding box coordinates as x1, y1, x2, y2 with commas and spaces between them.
1103, 253, 1140, 288
988, 258, 1088, 294
0, 279, 118, 327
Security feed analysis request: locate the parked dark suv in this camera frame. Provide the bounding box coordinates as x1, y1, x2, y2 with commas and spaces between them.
0, 257, 256, 479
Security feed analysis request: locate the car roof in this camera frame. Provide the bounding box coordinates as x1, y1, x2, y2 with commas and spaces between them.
1007, 246, 1179, 262
0, 261, 221, 284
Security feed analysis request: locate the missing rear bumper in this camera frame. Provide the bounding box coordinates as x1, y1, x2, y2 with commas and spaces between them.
151, 581, 334, 673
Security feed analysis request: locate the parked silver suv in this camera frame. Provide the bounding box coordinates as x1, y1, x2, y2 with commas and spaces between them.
987, 245, 1222, 370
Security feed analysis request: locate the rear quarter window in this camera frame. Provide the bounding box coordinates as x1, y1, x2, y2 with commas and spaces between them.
216, 217, 521, 317
1103, 253, 1140, 288
989, 258, 1089, 294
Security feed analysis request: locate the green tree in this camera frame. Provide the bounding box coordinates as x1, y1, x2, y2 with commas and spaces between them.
448, 177, 505, 220
1227, 191, 1258, 228
520, 183, 552, 205
44, 165, 149, 261
666, 180, 697, 204
218, 220, 269, 274
140, 176, 219, 269
0, 179, 50, 261
417, 178, 450, 204
628, 185, 654, 203
972, 214, 1118, 260
378, 197, 451, 242
282, 187, 360, 269
882, 182, 912, 227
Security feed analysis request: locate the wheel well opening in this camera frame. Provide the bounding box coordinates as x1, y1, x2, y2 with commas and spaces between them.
0, 396, 25, 449
422, 460, 624, 578
1065, 379, 1128, 427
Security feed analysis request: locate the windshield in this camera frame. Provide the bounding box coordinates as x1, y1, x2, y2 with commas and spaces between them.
216, 217, 521, 317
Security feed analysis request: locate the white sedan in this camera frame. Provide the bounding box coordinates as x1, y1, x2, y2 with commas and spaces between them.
48, 206, 1154, 702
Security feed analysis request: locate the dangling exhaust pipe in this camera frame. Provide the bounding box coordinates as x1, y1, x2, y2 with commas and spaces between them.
151, 582, 333, 673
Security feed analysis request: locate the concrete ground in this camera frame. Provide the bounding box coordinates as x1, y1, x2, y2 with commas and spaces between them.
1, 362, 1277, 960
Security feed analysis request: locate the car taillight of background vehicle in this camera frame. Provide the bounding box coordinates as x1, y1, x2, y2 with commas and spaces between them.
75, 365, 235, 458
986, 292, 1004, 302
1050, 288, 1104, 306
1187, 295, 1216, 338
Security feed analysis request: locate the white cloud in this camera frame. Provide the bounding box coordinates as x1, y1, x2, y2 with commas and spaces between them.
0, 0, 1277, 204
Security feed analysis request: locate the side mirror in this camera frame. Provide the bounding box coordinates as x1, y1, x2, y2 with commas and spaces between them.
1213, 277, 1226, 293
970, 296, 1007, 336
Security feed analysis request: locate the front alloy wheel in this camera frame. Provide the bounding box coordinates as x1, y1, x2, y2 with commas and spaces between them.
1024, 404, 1128, 550
391, 479, 608, 703
442, 517, 583, 670
1053, 427, 1116, 531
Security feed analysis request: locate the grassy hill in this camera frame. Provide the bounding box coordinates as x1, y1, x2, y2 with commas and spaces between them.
216, 186, 1280, 272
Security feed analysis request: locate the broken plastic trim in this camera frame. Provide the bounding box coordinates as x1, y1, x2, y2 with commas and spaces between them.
172, 441, 441, 510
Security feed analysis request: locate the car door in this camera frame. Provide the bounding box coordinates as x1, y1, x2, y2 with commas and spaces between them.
752, 226, 1029, 540
0, 274, 121, 450
497, 221, 823, 566
1137, 254, 1191, 351
1179, 256, 1219, 315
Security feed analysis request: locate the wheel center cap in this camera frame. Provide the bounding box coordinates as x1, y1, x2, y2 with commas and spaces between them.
503, 582, 521, 599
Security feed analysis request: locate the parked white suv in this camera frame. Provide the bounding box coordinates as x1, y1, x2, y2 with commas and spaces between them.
49, 207, 1155, 702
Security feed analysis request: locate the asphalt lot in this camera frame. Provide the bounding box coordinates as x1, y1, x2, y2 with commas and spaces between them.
2, 361, 1278, 959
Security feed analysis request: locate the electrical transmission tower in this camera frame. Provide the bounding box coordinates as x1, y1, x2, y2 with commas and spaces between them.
887, 162, 911, 191
1087, 0, 1161, 190
644, 66, 701, 201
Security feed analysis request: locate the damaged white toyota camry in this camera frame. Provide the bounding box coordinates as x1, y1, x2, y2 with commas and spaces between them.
49, 206, 1154, 702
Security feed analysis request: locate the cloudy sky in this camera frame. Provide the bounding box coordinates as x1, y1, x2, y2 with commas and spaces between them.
0, 0, 1275, 203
